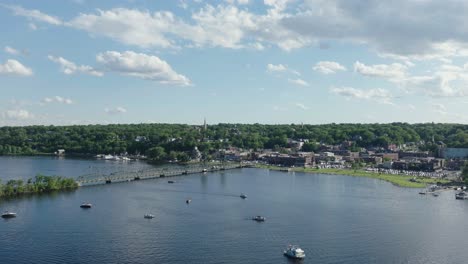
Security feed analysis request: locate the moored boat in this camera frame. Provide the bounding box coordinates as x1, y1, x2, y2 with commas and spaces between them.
252, 215, 266, 222
455, 191, 467, 200
144, 214, 155, 219
1, 211, 17, 218
284, 245, 306, 259
80, 203, 92, 208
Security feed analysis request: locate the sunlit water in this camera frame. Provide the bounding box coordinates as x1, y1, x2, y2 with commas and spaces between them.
1, 157, 468, 264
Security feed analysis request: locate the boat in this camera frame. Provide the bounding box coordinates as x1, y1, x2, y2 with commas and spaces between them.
284, 245, 306, 259
418, 191, 426, 195
1, 211, 17, 218
186, 199, 192, 204
252, 216, 266, 222
240, 194, 247, 199
103, 155, 114, 160
455, 191, 467, 200
202, 168, 207, 173
168, 180, 175, 184
432, 193, 439, 197
80, 203, 92, 208
144, 214, 155, 219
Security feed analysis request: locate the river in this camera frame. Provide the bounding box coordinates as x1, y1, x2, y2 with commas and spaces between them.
1, 157, 468, 264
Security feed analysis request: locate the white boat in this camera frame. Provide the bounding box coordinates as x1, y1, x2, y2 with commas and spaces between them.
252, 215, 266, 222
455, 191, 467, 200
144, 214, 155, 219
1, 211, 17, 218
284, 245, 306, 259
80, 203, 92, 208
103, 155, 114, 160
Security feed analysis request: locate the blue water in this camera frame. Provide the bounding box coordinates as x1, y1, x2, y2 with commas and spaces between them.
1, 157, 468, 263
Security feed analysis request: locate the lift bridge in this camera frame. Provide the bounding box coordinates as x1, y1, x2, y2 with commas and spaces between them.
76, 162, 245, 186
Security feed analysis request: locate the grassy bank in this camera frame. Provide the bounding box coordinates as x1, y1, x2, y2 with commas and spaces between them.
255, 165, 450, 188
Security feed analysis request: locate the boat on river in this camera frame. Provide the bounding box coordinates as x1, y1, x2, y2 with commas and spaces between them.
284, 245, 306, 259
455, 191, 468, 200
186, 199, 192, 204
240, 194, 247, 199
1, 211, 17, 218
144, 214, 155, 219
80, 203, 92, 208
252, 216, 266, 222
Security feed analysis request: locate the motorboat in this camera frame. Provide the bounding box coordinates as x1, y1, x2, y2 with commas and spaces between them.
455, 191, 467, 200
284, 245, 306, 259
252, 216, 266, 222
432, 193, 439, 197
418, 191, 426, 195
168, 180, 175, 184
80, 203, 92, 208
1, 211, 17, 218
186, 199, 192, 204
240, 194, 247, 199
144, 214, 155, 219
103, 155, 114, 160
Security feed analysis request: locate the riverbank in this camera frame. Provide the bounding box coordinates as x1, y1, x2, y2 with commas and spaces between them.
255, 165, 451, 188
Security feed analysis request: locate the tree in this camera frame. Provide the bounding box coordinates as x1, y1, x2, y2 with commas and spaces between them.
147, 147, 167, 162
462, 162, 468, 183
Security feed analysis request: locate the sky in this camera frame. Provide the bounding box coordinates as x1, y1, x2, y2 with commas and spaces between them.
0, 0, 467, 126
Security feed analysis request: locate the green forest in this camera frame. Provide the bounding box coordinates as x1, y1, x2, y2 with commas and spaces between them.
0, 123, 466, 160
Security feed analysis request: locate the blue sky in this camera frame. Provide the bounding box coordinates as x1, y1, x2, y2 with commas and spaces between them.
0, 0, 467, 126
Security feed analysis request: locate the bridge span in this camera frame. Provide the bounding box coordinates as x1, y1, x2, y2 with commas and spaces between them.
76, 163, 245, 186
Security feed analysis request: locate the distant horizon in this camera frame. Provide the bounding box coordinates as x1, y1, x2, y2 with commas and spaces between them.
0, 121, 467, 128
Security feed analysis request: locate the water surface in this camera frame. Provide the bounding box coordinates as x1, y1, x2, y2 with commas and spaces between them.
1, 158, 467, 264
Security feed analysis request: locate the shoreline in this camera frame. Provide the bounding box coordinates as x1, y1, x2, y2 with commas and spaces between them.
255, 165, 451, 188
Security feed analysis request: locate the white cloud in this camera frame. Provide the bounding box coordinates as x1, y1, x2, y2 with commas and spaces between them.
2, 109, 33, 120
9, 1, 468, 61
295, 103, 309, 110
4, 46, 20, 55
105, 107, 127, 115
48, 55, 103, 76
250, 42, 265, 50
331, 86, 393, 104
267, 63, 287, 72
288, 78, 309, 87
313, 61, 346, 74
5, 5, 62, 25
354, 61, 407, 81
267, 63, 300, 76
41, 96, 73, 105
402, 64, 468, 97
96, 51, 191, 86
0, 59, 33, 76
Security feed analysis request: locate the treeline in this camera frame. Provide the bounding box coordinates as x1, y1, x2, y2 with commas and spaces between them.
0, 175, 78, 198
0, 123, 466, 158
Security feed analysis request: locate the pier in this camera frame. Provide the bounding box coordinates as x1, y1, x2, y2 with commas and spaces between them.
76, 163, 245, 186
